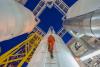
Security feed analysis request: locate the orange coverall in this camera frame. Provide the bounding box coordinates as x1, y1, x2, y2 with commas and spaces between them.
48, 35, 55, 53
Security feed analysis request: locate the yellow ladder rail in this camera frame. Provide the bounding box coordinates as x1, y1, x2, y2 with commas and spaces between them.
0, 33, 36, 64
18, 32, 42, 66
0, 32, 43, 67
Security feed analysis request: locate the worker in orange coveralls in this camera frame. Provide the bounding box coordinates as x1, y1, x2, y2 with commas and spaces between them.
48, 34, 55, 59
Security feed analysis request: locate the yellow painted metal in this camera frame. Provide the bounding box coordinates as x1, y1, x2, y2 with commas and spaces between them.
0, 32, 43, 66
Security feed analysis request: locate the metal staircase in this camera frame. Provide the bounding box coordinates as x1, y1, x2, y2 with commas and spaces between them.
0, 31, 43, 67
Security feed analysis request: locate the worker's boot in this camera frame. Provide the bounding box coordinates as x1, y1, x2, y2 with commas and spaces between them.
51, 54, 53, 59
50, 52, 53, 59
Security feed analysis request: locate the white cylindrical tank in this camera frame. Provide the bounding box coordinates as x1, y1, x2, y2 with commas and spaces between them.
0, 0, 37, 41
63, 9, 100, 38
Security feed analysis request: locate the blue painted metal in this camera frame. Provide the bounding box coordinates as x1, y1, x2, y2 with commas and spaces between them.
37, 6, 73, 44
0, 1, 77, 67
62, 32, 73, 44
22, 62, 28, 67
0, 0, 77, 56
0, 33, 28, 55
62, 0, 77, 7
24, 0, 41, 11
37, 6, 63, 33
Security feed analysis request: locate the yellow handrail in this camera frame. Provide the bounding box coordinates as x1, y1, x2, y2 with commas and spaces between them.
0, 32, 43, 67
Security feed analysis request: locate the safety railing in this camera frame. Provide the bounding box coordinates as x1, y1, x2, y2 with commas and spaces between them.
0, 32, 43, 67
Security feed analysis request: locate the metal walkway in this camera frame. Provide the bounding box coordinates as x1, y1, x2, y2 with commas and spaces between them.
28, 34, 80, 67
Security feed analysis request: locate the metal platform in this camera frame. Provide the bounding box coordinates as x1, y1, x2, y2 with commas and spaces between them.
28, 34, 80, 67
